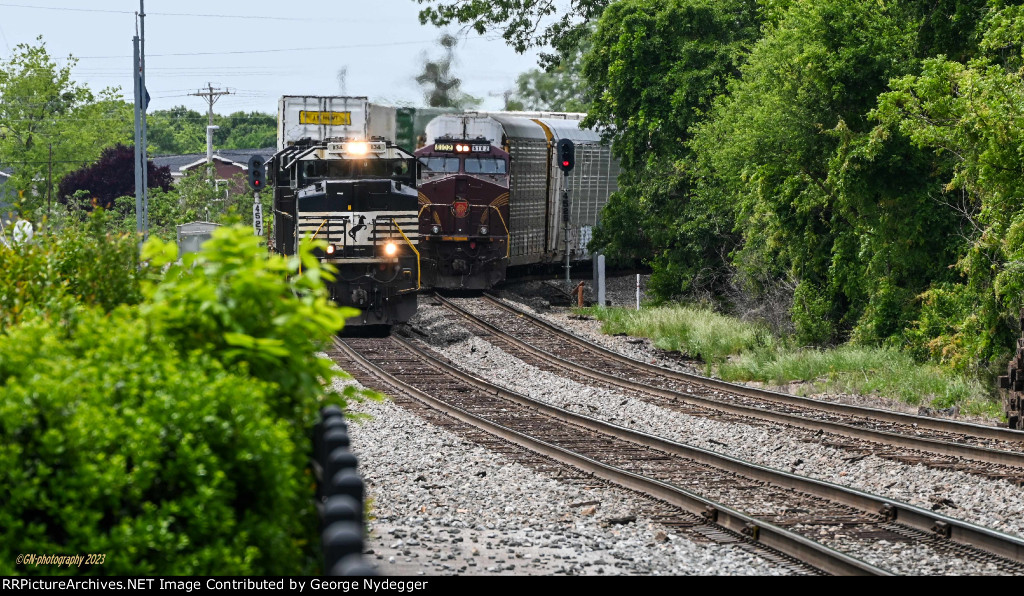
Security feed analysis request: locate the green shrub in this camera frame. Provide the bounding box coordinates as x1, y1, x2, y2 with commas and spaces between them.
140, 226, 354, 427
0, 209, 141, 329
0, 224, 365, 575
0, 309, 311, 574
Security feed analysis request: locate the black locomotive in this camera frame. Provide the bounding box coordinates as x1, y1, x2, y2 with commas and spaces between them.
268, 138, 420, 326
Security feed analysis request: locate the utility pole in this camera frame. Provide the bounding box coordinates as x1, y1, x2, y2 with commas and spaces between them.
140, 0, 148, 235
132, 0, 148, 241
47, 143, 52, 220
190, 83, 231, 164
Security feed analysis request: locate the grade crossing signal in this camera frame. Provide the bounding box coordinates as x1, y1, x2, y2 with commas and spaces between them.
248, 155, 266, 191
557, 138, 575, 174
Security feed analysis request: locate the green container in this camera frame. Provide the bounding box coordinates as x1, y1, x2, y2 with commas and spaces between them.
395, 107, 461, 153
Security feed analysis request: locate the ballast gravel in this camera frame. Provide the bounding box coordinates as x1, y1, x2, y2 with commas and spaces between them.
412, 302, 1024, 552
332, 375, 793, 576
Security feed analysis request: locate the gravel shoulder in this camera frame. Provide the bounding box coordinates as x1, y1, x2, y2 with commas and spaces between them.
331, 374, 796, 576
410, 303, 1024, 544
324, 274, 1020, 575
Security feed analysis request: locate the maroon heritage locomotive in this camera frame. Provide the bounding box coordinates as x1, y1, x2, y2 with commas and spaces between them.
414, 137, 511, 289
415, 112, 620, 290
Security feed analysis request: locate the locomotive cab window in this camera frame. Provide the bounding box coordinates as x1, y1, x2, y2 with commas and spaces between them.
300, 158, 413, 185
464, 157, 507, 175
417, 156, 460, 176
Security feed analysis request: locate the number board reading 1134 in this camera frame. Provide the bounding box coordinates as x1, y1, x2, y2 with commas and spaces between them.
299, 110, 352, 126
434, 142, 490, 153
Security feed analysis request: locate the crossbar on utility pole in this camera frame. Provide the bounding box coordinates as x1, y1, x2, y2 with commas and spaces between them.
190, 83, 231, 164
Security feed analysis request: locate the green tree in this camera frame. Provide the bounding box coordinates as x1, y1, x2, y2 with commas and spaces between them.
872, 2, 1024, 370
416, 0, 609, 67
148, 108, 276, 155
415, 34, 483, 109
507, 32, 592, 112
0, 37, 132, 212
583, 0, 761, 298
690, 0, 984, 344
220, 111, 277, 149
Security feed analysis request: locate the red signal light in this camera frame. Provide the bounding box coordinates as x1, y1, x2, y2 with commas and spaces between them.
562, 160, 570, 167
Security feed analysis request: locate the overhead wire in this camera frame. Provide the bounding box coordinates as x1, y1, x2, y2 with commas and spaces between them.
0, 3, 354, 21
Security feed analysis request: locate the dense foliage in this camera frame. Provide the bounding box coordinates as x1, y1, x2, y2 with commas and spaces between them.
506, 34, 592, 112
57, 144, 173, 210
556, 0, 1021, 378
0, 38, 132, 212
146, 107, 276, 155
0, 220, 360, 574
416, 0, 610, 67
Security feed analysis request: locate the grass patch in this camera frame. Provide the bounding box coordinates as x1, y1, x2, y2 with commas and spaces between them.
579, 306, 1002, 419
577, 304, 773, 365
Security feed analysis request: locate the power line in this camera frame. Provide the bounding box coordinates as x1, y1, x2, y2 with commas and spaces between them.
0, 2, 349, 21
74, 39, 440, 60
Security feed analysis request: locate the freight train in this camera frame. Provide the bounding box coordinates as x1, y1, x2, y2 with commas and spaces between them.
414, 112, 620, 289
268, 96, 420, 326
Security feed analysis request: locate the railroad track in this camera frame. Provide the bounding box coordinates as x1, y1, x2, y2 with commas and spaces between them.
331, 334, 1024, 576
329, 340, 821, 576
429, 293, 1024, 481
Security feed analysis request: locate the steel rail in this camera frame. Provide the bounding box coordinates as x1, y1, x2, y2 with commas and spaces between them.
333, 336, 890, 576
380, 332, 1024, 568
465, 293, 1024, 455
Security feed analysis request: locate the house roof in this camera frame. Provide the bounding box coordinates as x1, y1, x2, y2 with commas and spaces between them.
152, 147, 276, 177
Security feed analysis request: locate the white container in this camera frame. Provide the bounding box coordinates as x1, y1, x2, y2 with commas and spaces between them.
277, 96, 397, 149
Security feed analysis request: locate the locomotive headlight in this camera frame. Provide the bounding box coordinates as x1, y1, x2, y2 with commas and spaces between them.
326, 243, 336, 255
479, 226, 488, 235
431, 225, 441, 235
345, 141, 369, 155
384, 242, 398, 257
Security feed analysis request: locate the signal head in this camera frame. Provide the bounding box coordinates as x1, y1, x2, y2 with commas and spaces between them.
247, 155, 266, 190
556, 138, 575, 174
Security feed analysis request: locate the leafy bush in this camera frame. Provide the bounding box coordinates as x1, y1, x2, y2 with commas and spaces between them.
140, 226, 353, 426
0, 210, 141, 328
0, 310, 305, 574
0, 224, 361, 574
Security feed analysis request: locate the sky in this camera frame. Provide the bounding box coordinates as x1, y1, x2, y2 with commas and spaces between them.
0, 0, 544, 114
